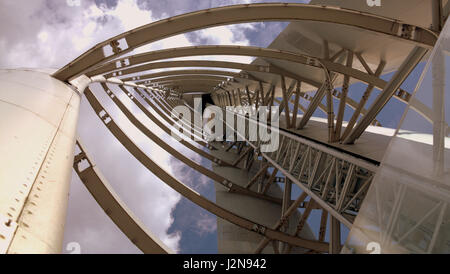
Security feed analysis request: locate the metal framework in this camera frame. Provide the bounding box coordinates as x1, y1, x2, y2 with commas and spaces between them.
1, 2, 444, 254
84, 45, 442, 139
82, 85, 329, 252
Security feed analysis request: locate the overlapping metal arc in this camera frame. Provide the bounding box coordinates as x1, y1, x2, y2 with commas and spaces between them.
53, 3, 437, 81
73, 44, 439, 133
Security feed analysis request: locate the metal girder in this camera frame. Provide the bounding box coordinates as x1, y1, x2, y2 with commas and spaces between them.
158, 82, 223, 91
88, 43, 406, 108
164, 95, 376, 252
160, 83, 219, 92
131, 69, 240, 83
280, 76, 292, 127
82, 87, 329, 252
144, 88, 205, 136
107, 60, 258, 79
343, 46, 428, 144
53, 3, 437, 81
145, 89, 207, 141
91, 46, 328, 82
138, 74, 230, 84
263, 60, 429, 128
164, 97, 377, 252
118, 85, 221, 163
131, 87, 207, 145
73, 140, 173, 254
334, 51, 354, 141
245, 86, 253, 106
157, 79, 224, 85
432, 0, 443, 31
297, 78, 331, 130
111, 59, 318, 92
291, 81, 301, 128
292, 91, 382, 127
99, 84, 286, 205
90, 45, 438, 128
329, 217, 342, 254
86, 45, 383, 94
221, 108, 378, 228
254, 192, 308, 254
340, 60, 386, 141
265, 61, 323, 91
95, 48, 435, 127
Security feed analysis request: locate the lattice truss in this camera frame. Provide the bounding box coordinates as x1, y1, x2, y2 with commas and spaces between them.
60, 3, 446, 253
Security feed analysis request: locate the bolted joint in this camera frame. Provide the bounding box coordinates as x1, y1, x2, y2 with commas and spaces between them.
110, 40, 122, 54
280, 217, 289, 227
223, 180, 234, 190
251, 224, 267, 235
399, 24, 416, 39
73, 152, 87, 164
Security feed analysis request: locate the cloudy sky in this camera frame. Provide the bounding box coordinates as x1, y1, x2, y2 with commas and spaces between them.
0, 0, 304, 70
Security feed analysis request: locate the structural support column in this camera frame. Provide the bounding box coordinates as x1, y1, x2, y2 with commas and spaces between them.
432, 0, 443, 31
329, 217, 341, 254
334, 51, 353, 141
432, 49, 446, 176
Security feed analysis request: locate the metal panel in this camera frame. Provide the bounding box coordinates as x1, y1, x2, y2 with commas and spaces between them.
0, 70, 80, 254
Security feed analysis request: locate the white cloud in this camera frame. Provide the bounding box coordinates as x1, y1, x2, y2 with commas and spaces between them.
106, 0, 154, 31
195, 213, 217, 236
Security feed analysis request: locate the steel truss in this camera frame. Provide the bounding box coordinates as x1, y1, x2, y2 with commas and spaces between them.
54, 3, 437, 81
82, 44, 442, 144
55, 2, 446, 254
221, 108, 378, 228
78, 85, 330, 253
135, 85, 379, 253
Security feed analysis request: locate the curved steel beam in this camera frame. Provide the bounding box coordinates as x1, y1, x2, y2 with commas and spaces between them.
83, 87, 329, 252
53, 3, 437, 81
129, 69, 241, 83
140, 88, 208, 146
115, 86, 226, 165
93, 46, 396, 128
88, 45, 406, 102
139, 87, 209, 139
113, 59, 318, 90
161, 82, 221, 90
91, 72, 444, 133
100, 84, 285, 205
149, 75, 230, 84
113, 60, 254, 80
73, 140, 173, 254
89, 46, 327, 78
132, 70, 264, 87
131, 87, 208, 147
